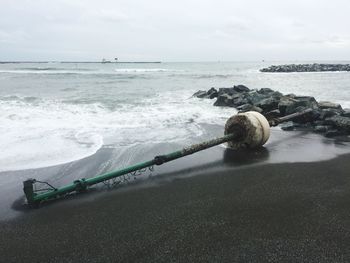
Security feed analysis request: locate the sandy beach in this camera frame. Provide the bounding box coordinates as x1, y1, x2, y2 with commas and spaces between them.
1, 0, 350, 261
0, 129, 350, 262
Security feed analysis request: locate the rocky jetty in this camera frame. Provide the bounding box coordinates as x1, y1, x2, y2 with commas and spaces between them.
193, 85, 350, 137
260, 63, 350, 73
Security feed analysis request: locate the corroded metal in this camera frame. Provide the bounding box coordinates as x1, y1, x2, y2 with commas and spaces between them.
269, 108, 313, 127
23, 109, 313, 206
182, 133, 238, 155
23, 133, 239, 206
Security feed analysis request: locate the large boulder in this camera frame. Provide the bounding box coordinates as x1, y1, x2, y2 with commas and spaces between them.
342, 108, 350, 117
245, 90, 267, 105
206, 87, 218, 99
318, 101, 342, 110
218, 87, 237, 96
254, 97, 280, 112
278, 96, 296, 115
192, 90, 207, 98
283, 96, 319, 115
325, 130, 347, 137
233, 84, 250, 93
314, 125, 333, 133
236, 104, 263, 113
193, 88, 218, 99
257, 88, 274, 94
232, 94, 251, 107
214, 94, 234, 107
264, 109, 281, 119
324, 116, 350, 131
280, 121, 297, 131
319, 108, 343, 120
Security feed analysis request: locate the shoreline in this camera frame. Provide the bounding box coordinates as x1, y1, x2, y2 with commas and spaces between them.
1, 128, 349, 220
1, 151, 350, 262
0, 128, 350, 262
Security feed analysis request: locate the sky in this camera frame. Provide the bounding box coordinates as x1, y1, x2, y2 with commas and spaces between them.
0, 0, 350, 62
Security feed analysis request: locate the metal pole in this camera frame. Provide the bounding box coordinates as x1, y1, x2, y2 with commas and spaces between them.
23, 108, 314, 206
269, 108, 313, 126
24, 133, 238, 205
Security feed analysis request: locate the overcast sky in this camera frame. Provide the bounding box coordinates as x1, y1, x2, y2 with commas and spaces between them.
1, 0, 349, 61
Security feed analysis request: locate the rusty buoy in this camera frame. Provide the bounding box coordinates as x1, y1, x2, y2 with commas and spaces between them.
224, 111, 270, 149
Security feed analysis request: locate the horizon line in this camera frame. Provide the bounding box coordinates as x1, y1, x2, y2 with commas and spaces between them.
1, 59, 350, 64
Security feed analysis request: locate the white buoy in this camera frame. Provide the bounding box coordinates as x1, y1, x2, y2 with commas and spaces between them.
224, 111, 270, 149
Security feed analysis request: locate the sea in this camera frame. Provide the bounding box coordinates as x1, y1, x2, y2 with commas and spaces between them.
1, 61, 350, 173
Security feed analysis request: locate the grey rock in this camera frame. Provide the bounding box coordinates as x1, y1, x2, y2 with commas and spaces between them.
325, 116, 350, 131
278, 96, 296, 115
213, 94, 234, 107
285, 93, 296, 98
285, 96, 319, 115
319, 108, 342, 120
207, 87, 218, 99
255, 97, 280, 112
237, 104, 263, 113
192, 90, 207, 98
258, 88, 274, 94
245, 91, 267, 105
233, 97, 250, 107
318, 101, 342, 110
264, 109, 281, 119
297, 122, 314, 131
280, 121, 296, 131
325, 129, 347, 137
218, 87, 237, 96
236, 104, 252, 112
193, 88, 218, 99
193, 85, 349, 137
233, 85, 250, 93
260, 63, 350, 73
271, 91, 283, 98
314, 125, 332, 133
342, 108, 350, 117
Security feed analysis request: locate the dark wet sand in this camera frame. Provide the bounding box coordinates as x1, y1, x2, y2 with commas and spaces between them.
1, 151, 350, 262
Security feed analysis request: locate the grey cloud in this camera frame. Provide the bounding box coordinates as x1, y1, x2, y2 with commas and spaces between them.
0, 0, 349, 61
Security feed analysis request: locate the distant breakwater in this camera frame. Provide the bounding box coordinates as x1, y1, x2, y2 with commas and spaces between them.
260, 63, 350, 73
193, 85, 350, 138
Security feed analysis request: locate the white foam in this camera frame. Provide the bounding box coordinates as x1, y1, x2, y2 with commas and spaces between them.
114, 68, 172, 73
0, 92, 235, 172
0, 68, 175, 75
0, 70, 99, 75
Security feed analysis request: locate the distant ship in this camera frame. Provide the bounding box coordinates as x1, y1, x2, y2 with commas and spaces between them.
101, 58, 118, 63
101, 57, 161, 64
101, 58, 111, 64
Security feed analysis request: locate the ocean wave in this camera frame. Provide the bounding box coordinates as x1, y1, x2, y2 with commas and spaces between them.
194, 74, 231, 79
17, 67, 94, 71
0, 69, 160, 78
114, 68, 174, 73
0, 69, 98, 75
0, 95, 42, 103
0, 93, 234, 171
166, 73, 232, 79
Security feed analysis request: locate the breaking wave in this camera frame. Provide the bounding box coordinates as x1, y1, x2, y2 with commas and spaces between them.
0, 92, 235, 172
114, 68, 175, 73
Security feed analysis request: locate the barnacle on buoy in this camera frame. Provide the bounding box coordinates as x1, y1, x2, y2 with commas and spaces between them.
225, 111, 270, 149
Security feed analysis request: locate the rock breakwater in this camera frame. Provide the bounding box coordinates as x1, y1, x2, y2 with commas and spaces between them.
193, 85, 350, 137
260, 64, 350, 73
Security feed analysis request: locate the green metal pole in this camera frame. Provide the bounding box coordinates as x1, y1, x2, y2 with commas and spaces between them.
25, 133, 237, 205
